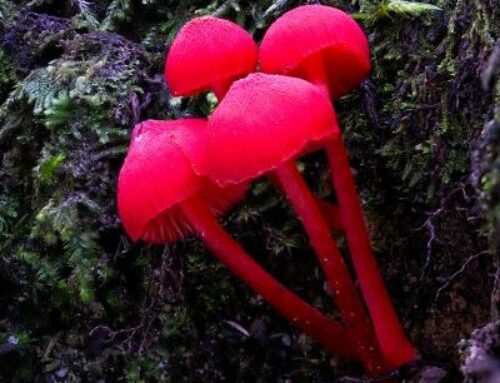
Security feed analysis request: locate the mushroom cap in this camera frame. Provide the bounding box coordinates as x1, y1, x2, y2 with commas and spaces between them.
118, 119, 247, 244
165, 16, 258, 97
259, 5, 370, 99
206, 73, 340, 186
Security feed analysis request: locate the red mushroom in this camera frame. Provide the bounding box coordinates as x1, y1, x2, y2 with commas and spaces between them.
119, 119, 245, 244
268, 175, 344, 230
117, 118, 361, 361
165, 16, 257, 100
259, 5, 370, 100
206, 73, 387, 376
259, 5, 416, 368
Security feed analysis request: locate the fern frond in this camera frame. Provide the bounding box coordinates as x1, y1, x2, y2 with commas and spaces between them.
0, 197, 18, 236
42, 90, 72, 127
14, 248, 62, 286
13, 69, 56, 115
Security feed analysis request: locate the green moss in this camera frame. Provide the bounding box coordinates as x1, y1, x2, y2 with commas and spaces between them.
0, 0, 498, 381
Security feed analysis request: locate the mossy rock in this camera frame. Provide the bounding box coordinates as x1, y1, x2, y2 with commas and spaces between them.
0, 0, 499, 382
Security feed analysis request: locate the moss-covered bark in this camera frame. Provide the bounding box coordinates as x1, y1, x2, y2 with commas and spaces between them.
0, 1, 498, 382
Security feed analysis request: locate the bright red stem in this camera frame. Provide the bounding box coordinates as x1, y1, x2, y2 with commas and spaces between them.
300, 52, 331, 99
274, 161, 387, 376
269, 174, 343, 230
180, 195, 359, 360
316, 199, 343, 230
211, 78, 234, 101
326, 136, 416, 368
303, 53, 416, 367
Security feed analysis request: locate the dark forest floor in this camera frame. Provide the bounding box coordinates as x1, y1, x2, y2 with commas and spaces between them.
0, 1, 499, 382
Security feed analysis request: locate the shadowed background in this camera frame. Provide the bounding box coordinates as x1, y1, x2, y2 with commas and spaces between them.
0, 1, 498, 382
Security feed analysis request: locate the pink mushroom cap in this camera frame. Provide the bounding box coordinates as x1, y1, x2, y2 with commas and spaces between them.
259, 5, 370, 99
165, 16, 258, 97
206, 73, 340, 186
118, 119, 247, 244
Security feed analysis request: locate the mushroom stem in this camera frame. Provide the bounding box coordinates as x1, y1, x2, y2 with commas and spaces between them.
180, 195, 359, 359
273, 160, 387, 376
300, 51, 331, 99
316, 198, 343, 230
211, 79, 234, 101
269, 174, 343, 230
302, 55, 416, 367
326, 136, 416, 368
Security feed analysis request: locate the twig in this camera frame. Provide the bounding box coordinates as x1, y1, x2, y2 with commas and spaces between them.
413, 186, 467, 281
415, 207, 443, 281
435, 251, 489, 301
224, 320, 250, 337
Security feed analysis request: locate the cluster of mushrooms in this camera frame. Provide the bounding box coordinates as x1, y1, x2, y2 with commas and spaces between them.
117, 5, 417, 379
